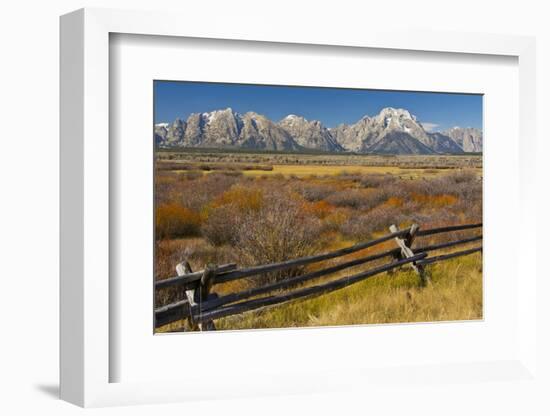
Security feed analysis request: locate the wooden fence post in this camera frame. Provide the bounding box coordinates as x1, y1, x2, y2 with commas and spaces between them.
175, 260, 200, 331
173, 261, 219, 331
198, 264, 218, 331
389, 224, 430, 286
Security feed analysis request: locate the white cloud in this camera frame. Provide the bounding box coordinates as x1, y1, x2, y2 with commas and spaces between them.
421, 122, 439, 132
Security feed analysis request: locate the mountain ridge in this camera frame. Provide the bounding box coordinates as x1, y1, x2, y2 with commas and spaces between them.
155, 107, 482, 155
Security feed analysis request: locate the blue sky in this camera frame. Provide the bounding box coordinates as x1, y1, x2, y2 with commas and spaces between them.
154, 81, 482, 131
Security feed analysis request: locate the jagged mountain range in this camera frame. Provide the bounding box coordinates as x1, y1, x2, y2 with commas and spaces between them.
154, 107, 482, 154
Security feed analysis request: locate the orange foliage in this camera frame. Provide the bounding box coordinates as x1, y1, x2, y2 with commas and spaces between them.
385, 197, 404, 207
212, 185, 264, 212
156, 204, 201, 239
411, 193, 458, 207
323, 210, 350, 231
303, 200, 334, 219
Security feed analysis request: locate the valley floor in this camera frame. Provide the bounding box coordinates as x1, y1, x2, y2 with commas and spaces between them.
154, 151, 483, 332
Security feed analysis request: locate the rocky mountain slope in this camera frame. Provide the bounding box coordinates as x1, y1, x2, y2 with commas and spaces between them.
330, 107, 433, 153
155, 107, 482, 155
442, 127, 483, 153
277, 114, 343, 152
155, 108, 300, 151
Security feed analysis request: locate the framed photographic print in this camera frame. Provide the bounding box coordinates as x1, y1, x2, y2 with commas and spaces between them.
152, 81, 483, 333
60, 8, 538, 408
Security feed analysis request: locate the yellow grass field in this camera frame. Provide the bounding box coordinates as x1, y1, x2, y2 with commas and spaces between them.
157, 252, 482, 332
242, 164, 446, 178
169, 163, 481, 179
216, 253, 482, 330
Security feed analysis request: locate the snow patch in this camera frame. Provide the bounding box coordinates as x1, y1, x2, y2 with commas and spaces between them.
202, 112, 214, 123
283, 114, 306, 122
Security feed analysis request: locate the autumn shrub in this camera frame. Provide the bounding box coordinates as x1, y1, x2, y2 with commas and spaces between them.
359, 174, 397, 188
340, 205, 404, 240
156, 204, 201, 239
408, 208, 457, 230
411, 193, 458, 207
396, 198, 423, 217
295, 183, 335, 202
234, 191, 323, 284
202, 185, 265, 246
155, 174, 179, 205
202, 204, 242, 246
447, 170, 478, 184
325, 189, 369, 209
212, 185, 264, 211
452, 198, 482, 222
206, 172, 245, 187
337, 172, 364, 183
322, 209, 350, 233
326, 188, 390, 211
155, 239, 187, 307
303, 200, 334, 219
406, 171, 480, 199
155, 239, 184, 281
177, 173, 240, 212
451, 181, 482, 203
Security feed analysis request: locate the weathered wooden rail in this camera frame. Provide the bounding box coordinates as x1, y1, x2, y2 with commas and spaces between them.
155, 222, 482, 331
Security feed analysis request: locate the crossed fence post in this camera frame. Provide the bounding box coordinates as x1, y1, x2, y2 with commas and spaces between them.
389, 223, 430, 286
175, 261, 218, 331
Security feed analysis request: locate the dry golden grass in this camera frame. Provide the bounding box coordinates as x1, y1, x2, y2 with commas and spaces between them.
241, 164, 441, 178
215, 252, 482, 330
156, 252, 482, 333
165, 162, 481, 180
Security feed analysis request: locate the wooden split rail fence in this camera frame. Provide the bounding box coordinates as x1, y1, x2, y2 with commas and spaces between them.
155, 222, 482, 331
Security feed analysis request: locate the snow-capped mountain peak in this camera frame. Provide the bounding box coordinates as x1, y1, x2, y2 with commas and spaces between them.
377, 107, 415, 121
283, 114, 301, 120
201, 107, 238, 124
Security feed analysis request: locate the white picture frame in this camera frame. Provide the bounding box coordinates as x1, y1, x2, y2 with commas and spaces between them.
60, 7, 538, 408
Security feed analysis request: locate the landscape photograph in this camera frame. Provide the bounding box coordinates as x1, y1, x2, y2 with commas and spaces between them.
153, 81, 483, 333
